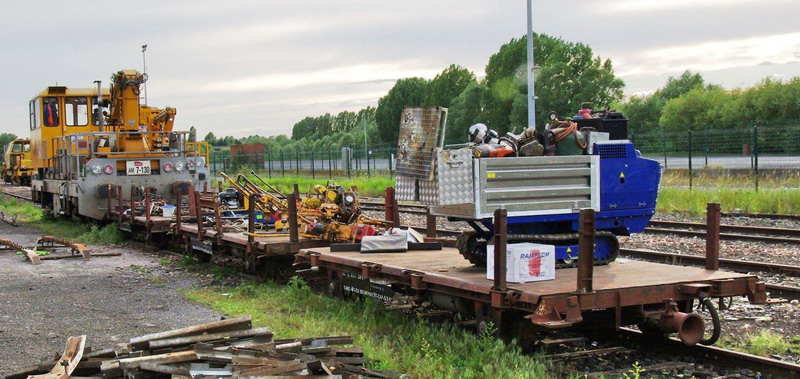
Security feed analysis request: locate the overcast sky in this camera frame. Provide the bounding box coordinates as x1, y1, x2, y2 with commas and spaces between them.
1, 0, 797, 139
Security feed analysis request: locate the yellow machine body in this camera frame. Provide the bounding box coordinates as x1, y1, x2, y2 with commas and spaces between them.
3, 139, 32, 185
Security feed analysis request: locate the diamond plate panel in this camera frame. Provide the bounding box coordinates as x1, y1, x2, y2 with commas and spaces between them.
395, 175, 417, 201
395, 106, 447, 180
418, 179, 438, 205
437, 148, 474, 205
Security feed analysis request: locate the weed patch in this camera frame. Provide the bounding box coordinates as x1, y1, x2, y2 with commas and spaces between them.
182, 278, 550, 378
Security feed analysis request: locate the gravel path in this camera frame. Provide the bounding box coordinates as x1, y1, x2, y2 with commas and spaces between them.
0, 221, 223, 376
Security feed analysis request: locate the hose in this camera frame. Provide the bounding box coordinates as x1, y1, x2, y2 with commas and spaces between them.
698, 294, 721, 345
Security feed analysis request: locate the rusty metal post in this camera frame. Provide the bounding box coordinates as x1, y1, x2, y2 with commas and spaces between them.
130, 185, 136, 222
426, 207, 437, 238
288, 193, 299, 243
493, 208, 508, 292
117, 186, 123, 226
248, 193, 256, 246
293, 183, 300, 201
213, 194, 222, 239
384, 187, 395, 227
389, 187, 400, 228
577, 208, 595, 293
706, 202, 721, 270
188, 185, 197, 217
145, 187, 152, 222
175, 189, 182, 229
195, 188, 203, 239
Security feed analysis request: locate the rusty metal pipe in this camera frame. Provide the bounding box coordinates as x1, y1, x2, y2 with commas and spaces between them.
646, 301, 705, 346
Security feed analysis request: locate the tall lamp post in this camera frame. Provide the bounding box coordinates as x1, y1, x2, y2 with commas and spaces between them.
526, 0, 536, 130
141, 44, 148, 105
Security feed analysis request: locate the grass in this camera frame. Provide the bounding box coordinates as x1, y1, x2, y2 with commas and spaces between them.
656, 187, 800, 215
720, 329, 800, 357
0, 197, 125, 244
0, 197, 43, 221
213, 173, 394, 197
182, 277, 551, 378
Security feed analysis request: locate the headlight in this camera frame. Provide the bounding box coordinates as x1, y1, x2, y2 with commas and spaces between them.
91, 164, 102, 175
103, 164, 114, 174
344, 194, 355, 204
186, 159, 196, 170
163, 162, 174, 173
174, 161, 185, 172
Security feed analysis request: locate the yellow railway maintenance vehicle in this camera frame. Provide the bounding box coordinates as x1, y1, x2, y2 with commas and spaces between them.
3, 138, 32, 185
30, 70, 209, 220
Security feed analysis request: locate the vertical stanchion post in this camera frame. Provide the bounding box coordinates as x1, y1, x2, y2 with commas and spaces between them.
426, 207, 436, 238
492, 208, 507, 292
389, 152, 393, 177
577, 208, 595, 293
293, 183, 300, 201
311, 150, 315, 179
705, 202, 721, 270
130, 185, 136, 223
175, 189, 182, 230
268, 152, 272, 179
296, 149, 300, 176
248, 193, 256, 246
367, 148, 371, 177
194, 188, 203, 239
328, 147, 333, 178
287, 193, 299, 243
688, 130, 693, 190
117, 186, 123, 227
663, 129, 668, 170
384, 187, 395, 228
145, 187, 152, 222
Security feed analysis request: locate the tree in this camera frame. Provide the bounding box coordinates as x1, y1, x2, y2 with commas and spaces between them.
484, 34, 624, 134
188, 126, 196, 142
619, 70, 704, 132
659, 70, 705, 101
203, 132, 217, 145
425, 64, 477, 108
0, 133, 18, 152
375, 77, 429, 144
446, 81, 487, 144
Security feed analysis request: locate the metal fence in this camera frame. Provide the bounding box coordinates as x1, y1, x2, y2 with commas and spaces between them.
633, 124, 800, 190
209, 124, 800, 190
209, 145, 398, 180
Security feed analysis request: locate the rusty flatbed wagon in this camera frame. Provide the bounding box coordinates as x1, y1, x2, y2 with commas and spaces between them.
295, 208, 767, 345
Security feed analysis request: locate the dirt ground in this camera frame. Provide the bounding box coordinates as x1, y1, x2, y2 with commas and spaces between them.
0, 221, 223, 376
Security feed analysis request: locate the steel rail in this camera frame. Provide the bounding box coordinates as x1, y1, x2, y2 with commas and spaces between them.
618, 327, 800, 378
723, 212, 800, 221
644, 226, 800, 244
650, 220, 800, 238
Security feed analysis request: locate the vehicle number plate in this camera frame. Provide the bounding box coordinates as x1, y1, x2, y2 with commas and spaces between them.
126, 160, 151, 175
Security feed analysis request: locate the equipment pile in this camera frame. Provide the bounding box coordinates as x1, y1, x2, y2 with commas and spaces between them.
7, 316, 397, 379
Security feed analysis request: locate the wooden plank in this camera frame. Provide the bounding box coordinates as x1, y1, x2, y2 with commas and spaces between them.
28, 335, 86, 379
138, 362, 191, 376
129, 316, 252, 346
23, 249, 41, 265
148, 327, 272, 349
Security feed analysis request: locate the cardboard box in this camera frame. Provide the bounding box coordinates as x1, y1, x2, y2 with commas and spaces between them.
486, 243, 555, 283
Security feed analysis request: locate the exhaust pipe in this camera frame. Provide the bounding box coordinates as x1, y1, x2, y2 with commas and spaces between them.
646, 300, 705, 346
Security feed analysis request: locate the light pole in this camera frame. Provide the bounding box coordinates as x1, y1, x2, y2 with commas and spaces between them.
141, 44, 148, 105
526, 0, 536, 130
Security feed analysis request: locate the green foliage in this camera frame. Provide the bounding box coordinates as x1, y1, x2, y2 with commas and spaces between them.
484, 34, 624, 133
424, 64, 477, 108
446, 81, 487, 144
0, 197, 43, 221
722, 329, 800, 357
657, 185, 800, 215
230, 175, 394, 197
0, 133, 18, 153
29, 221, 125, 245
375, 77, 429, 144
183, 282, 550, 378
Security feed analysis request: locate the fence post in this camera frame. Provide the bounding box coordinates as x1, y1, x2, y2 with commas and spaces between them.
367, 148, 371, 177
280, 149, 285, 177
754, 125, 759, 191
662, 129, 668, 170
703, 128, 708, 167
311, 150, 315, 179
296, 149, 300, 176
347, 145, 352, 179
268, 152, 272, 179
688, 129, 693, 190
328, 147, 333, 179
389, 150, 394, 177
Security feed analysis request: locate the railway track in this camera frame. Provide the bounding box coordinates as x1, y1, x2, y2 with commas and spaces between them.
619, 247, 800, 301
646, 220, 800, 244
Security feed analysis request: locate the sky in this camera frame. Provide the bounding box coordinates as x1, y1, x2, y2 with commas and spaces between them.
0, 0, 797, 139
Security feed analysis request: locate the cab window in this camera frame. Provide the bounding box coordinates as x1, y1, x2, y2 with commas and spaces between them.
11, 143, 22, 153
42, 97, 59, 127
92, 97, 108, 126
65, 97, 88, 126
29, 99, 39, 130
